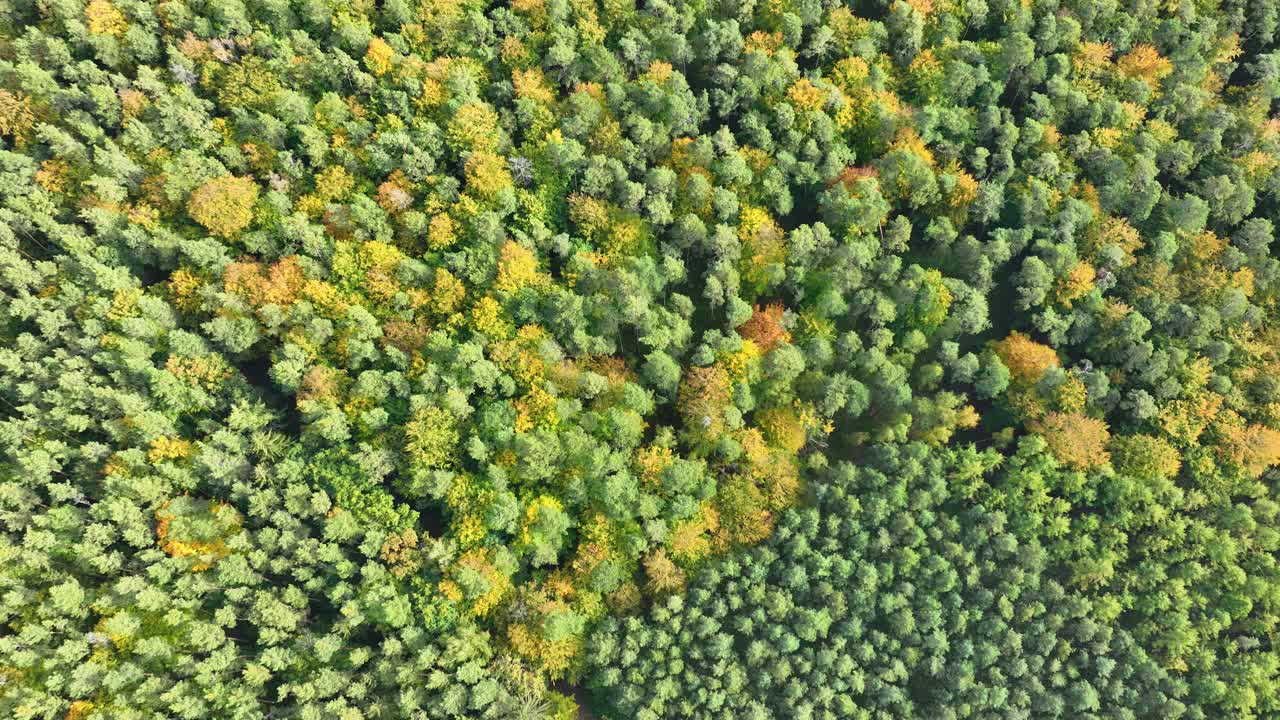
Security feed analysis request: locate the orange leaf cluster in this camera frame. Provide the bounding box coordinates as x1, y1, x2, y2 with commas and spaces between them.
738, 303, 791, 352
992, 332, 1060, 385
1035, 412, 1111, 469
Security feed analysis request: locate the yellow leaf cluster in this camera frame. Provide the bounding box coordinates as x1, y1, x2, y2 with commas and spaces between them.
519, 496, 564, 547
470, 295, 511, 338
464, 151, 512, 198
831, 57, 871, 95
364, 37, 395, 76
85, 0, 127, 36
744, 30, 784, 55
495, 241, 551, 293
451, 548, 511, 617
507, 618, 581, 678
634, 444, 675, 489
431, 267, 466, 315
427, 212, 457, 250
945, 163, 979, 211
301, 279, 348, 318
645, 61, 674, 85
1056, 261, 1096, 307
738, 205, 787, 290
513, 68, 555, 104
1035, 412, 1111, 469
1118, 44, 1173, 87
187, 176, 259, 238
166, 355, 231, 391
166, 268, 203, 312
1158, 393, 1223, 445
154, 500, 240, 572
223, 256, 306, 308
890, 127, 936, 166
514, 386, 558, 432
148, 436, 192, 463
668, 503, 721, 563
35, 159, 69, 193
447, 102, 502, 153
787, 78, 827, 112
991, 331, 1059, 385
1073, 41, 1114, 77
107, 287, 143, 321
722, 339, 762, 384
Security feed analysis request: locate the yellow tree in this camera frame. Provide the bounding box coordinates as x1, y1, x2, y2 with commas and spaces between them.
187, 176, 259, 238
991, 331, 1059, 385
1035, 412, 1111, 469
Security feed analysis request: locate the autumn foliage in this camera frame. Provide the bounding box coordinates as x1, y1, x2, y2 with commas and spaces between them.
187, 175, 259, 238
6, 0, 1280, 718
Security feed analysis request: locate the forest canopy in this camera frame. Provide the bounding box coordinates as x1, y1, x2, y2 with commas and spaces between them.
1, 0, 1279, 718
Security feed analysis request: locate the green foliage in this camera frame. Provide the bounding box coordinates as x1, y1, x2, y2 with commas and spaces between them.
1, 0, 1279, 716
588, 444, 1188, 719
307, 447, 418, 533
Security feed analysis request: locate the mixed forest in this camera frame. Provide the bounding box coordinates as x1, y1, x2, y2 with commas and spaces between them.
2, 0, 1280, 717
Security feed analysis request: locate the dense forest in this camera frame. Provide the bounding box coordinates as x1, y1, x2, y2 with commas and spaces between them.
1, 0, 1279, 717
